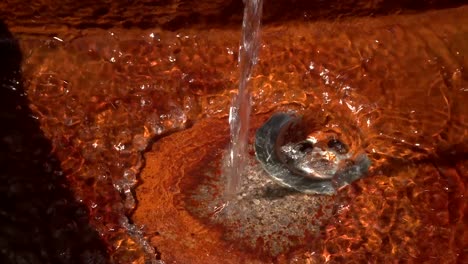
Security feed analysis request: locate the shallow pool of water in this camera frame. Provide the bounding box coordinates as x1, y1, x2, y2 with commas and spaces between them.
1, 2, 467, 263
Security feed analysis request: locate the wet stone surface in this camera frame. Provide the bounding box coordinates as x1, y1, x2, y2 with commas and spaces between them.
4, 5, 467, 263
187, 152, 336, 256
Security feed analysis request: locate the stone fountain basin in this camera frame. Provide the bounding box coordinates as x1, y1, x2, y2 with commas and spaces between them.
1, 2, 467, 263
130, 8, 468, 262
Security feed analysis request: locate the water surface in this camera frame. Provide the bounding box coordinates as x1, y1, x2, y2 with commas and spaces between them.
4, 4, 467, 263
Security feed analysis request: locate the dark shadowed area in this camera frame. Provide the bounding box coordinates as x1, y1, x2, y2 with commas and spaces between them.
1, 0, 467, 31
0, 21, 110, 264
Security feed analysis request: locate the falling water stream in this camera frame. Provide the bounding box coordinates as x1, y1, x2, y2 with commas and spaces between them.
225, 0, 264, 200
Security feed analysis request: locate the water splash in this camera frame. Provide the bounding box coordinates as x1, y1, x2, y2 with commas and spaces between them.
224, 0, 263, 200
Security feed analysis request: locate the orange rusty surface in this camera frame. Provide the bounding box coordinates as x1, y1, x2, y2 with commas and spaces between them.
131, 8, 467, 263
9, 4, 467, 263
133, 114, 466, 263
2, 0, 466, 32
132, 117, 262, 263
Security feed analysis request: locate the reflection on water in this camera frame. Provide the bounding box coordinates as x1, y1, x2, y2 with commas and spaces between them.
8, 5, 468, 263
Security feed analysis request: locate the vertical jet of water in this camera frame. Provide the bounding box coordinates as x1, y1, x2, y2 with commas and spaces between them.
225, 0, 263, 200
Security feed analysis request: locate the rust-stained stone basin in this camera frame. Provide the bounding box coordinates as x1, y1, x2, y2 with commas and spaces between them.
1, 1, 467, 263
132, 9, 468, 262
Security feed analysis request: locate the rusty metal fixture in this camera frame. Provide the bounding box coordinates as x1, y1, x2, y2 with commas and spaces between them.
255, 112, 371, 194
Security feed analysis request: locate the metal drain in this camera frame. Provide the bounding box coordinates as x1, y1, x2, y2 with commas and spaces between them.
254, 112, 371, 194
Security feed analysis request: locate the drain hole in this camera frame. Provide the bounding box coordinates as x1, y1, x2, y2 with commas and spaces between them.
327, 139, 348, 154
298, 141, 314, 153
